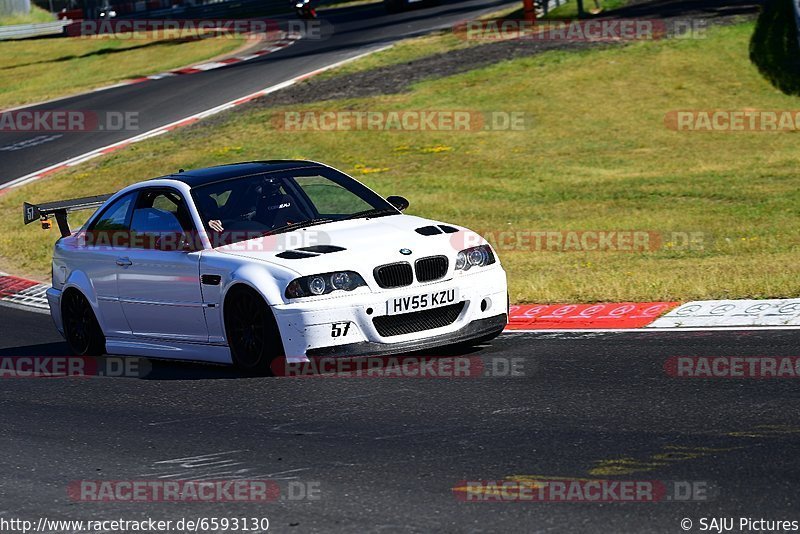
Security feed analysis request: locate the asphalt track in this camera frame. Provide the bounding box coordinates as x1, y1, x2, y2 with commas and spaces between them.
1, 303, 799, 533
0, 0, 516, 186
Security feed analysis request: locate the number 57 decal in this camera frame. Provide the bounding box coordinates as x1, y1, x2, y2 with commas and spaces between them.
331, 322, 352, 338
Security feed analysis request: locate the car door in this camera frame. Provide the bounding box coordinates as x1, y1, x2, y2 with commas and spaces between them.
116, 188, 209, 343
79, 191, 137, 337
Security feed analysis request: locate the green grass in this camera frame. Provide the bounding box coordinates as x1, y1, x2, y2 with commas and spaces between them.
313, 30, 476, 80
313, 0, 627, 82
3, 22, 799, 304
492, 0, 627, 20
0, 33, 247, 109
312, 2, 526, 81
543, 0, 627, 18
0, 4, 54, 26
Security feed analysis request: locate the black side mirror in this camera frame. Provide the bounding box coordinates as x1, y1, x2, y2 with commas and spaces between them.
387, 195, 409, 212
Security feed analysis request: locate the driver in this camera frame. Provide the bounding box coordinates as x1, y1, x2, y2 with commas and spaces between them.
252, 177, 297, 228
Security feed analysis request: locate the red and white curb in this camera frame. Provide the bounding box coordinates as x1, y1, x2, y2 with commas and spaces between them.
0, 273, 50, 312
0, 44, 393, 195
647, 299, 800, 328
122, 32, 301, 84
3, 272, 800, 330
508, 302, 678, 331
509, 300, 800, 331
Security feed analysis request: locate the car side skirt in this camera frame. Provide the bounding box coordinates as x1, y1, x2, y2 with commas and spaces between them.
105, 338, 233, 364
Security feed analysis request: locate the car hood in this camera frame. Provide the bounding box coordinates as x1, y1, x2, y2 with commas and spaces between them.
214, 214, 486, 276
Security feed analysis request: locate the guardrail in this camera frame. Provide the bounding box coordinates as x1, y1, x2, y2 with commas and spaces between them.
0, 20, 70, 40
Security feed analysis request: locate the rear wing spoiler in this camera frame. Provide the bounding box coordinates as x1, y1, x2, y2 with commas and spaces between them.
23, 194, 113, 238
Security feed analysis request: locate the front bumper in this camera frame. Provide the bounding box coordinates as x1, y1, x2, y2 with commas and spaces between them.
47, 287, 65, 336
307, 313, 507, 358
272, 265, 508, 362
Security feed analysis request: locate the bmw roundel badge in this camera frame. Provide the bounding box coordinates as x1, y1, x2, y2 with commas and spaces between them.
400, 248, 412, 255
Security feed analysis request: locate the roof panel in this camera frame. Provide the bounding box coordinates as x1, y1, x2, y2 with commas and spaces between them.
148, 160, 325, 188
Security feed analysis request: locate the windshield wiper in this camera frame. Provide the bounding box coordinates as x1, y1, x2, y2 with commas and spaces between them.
263, 218, 335, 236
344, 208, 399, 221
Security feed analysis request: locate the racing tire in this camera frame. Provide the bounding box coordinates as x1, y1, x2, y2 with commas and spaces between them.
224, 286, 284, 375
62, 290, 106, 356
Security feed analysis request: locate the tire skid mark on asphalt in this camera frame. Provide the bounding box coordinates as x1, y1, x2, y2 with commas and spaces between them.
138, 450, 311, 481
457, 430, 799, 499
265, 421, 324, 435
587, 445, 738, 477
726, 424, 800, 439
490, 406, 534, 415
147, 390, 392, 426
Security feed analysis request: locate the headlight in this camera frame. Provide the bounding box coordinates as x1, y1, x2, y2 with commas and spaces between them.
455, 251, 467, 270
286, 271, 366, 299
308, 276, 326, 295
455, 245, 495, 271
330, 271, 352, 290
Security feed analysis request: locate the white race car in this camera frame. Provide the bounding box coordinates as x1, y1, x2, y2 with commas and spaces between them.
24, 161, 508, 373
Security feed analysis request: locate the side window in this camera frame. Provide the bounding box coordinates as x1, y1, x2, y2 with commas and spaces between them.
130, 190, 195, 251
89, 193, 135, 232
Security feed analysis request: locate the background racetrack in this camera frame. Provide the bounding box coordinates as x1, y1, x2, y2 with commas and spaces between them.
0, 0, 516, 187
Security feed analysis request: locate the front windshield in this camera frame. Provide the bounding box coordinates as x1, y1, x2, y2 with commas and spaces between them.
191, 166, 397, 246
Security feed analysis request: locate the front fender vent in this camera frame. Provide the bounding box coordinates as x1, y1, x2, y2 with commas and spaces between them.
201, 274, 222, 286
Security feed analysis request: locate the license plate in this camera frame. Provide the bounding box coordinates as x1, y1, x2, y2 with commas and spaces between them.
386, 288, 459, 315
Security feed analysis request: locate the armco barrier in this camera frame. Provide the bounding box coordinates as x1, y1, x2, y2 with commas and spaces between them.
0, 20, 69, 40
